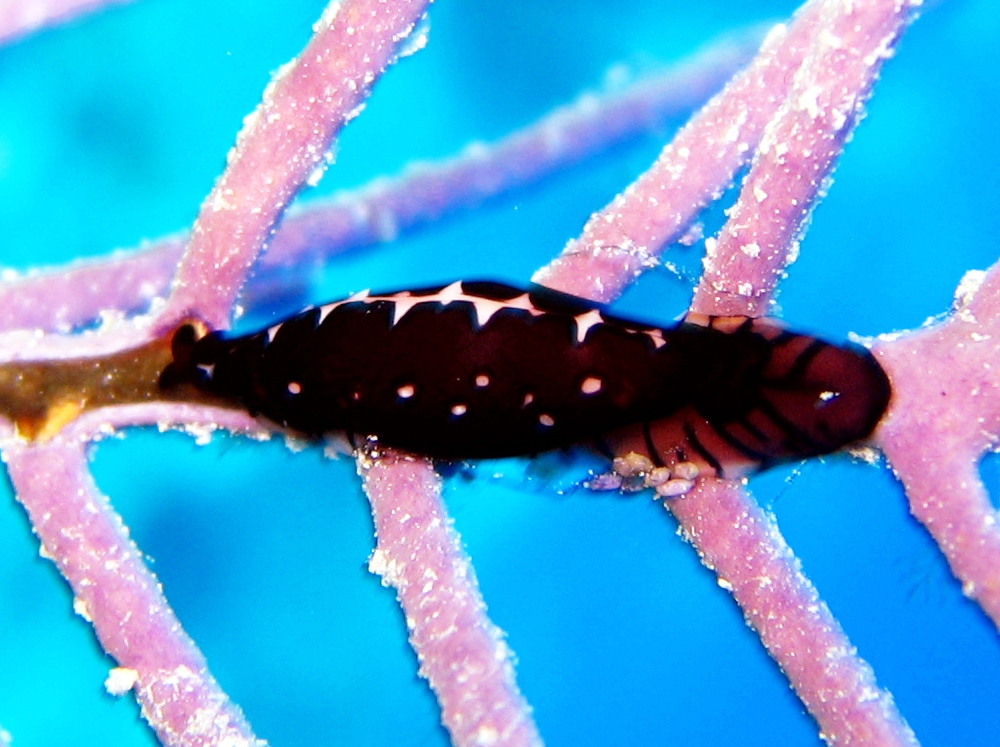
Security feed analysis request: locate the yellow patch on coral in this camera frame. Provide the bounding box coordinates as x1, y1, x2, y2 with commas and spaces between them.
34, 399, 85, 442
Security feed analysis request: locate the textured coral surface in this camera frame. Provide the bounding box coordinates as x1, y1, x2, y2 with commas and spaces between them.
0, 1, 999, 746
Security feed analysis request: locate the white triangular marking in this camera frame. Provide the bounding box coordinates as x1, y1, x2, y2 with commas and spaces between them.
469, 297, 507, 327
646, 330, 667, 349
505, 293, 544, 316
573, 309, 604, 343
317, 303, 337, 325
312, 284, 563, 330
435, 281, 466, 306
391, 294, 425, 326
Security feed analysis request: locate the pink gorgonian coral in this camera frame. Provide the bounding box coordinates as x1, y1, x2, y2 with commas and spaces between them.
0, 0, 998, 746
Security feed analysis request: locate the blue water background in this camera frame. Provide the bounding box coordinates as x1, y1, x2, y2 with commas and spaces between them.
1, 0, 999, 745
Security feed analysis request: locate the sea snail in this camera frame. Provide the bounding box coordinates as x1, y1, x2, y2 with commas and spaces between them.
160, 280, 891, 486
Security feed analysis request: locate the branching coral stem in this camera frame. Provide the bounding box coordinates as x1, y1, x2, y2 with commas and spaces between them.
875, 264, 1000, 628
162, 0, 433, 331
359, 448, 542, 747
2, 433, 264, 747
535, 0, 828, 301
0, 31, 758, 337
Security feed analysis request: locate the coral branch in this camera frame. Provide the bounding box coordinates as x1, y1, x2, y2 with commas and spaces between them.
0, 30, 758, 338
875, 265, 1000, 628
262, 30, 760, 272
671, 479, 918, 746
358, 448, 542, 747
1, 432, 265, 747
0, 239, 186, 335
692, 0, 919, 317
162, 0, 433, 331
535, 0, 828, 301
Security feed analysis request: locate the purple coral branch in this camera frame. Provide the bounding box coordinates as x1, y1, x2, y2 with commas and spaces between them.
359, 449, 542, 747
669, 480, 917, 746
162, 0, 433, 331
0, 30, 758, 337
534, 0, 828, 301
264, 30, 760, 271
874, 266, 1000, 627
7, 392, 541, 747
691, 0, 914, 317
1, 429, 263, 747
0, 239, 186, 335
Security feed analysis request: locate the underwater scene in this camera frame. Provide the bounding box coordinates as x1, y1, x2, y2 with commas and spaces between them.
0, 0, 999, 745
